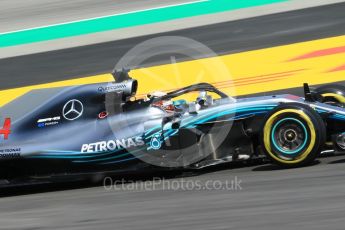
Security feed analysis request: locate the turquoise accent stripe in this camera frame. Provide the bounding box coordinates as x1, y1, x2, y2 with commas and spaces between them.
331, 114, 345, 120
72, 148, 145, 163
192, 106, 274, 125
0, 0, 286, 48
101, 155, 144, 165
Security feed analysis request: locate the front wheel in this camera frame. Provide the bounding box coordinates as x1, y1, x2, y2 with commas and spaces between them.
260, 103, 326, 167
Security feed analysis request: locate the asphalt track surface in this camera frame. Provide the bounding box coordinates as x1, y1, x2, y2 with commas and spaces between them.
1, 155, 345, 230
2, 2, 345, 89
1, 3, 345, 230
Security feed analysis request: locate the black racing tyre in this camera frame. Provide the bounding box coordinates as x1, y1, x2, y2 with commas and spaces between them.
260, 103, 326, 167
314, 84, 345, 107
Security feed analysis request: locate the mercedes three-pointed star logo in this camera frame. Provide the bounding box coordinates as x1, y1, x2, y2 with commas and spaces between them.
62, 99, 84, 121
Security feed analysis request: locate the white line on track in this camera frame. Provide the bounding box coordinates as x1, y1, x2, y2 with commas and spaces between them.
0, 0, 209, 35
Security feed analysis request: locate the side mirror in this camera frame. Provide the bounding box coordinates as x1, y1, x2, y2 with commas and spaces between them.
304, 83, 323, 102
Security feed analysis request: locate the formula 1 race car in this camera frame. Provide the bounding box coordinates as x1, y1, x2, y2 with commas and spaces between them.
0, 69, 345, 185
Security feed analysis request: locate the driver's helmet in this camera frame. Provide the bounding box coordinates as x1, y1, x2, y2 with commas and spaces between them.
148, 91, 175, 112
173, 99, 187, 111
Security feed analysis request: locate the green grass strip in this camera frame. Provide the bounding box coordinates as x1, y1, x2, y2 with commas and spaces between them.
0, 0, 286, 48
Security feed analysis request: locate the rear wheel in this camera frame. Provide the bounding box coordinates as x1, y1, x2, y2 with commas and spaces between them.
315, 84, 345, 107
260, 103, 326, 167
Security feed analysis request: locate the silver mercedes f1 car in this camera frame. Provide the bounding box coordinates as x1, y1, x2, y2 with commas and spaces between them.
0, 69, 345, 185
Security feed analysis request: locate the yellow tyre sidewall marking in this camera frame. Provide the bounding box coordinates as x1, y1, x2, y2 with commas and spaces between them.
263, 109, 316, 164
322, 93, 345, 103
